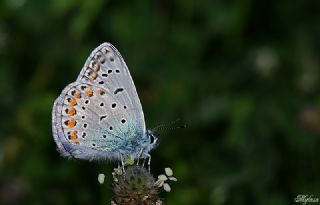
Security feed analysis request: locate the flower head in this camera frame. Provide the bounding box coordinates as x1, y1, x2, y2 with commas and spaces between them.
111, 165, 163, 205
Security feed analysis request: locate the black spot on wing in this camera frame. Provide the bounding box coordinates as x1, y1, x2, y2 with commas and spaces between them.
100, 115, 107, 121
114, 88, 124, 95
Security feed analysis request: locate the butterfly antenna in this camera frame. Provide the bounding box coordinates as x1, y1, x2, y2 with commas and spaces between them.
152, 119, 187, 137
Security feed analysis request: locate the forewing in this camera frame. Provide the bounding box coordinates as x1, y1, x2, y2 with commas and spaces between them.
76, 43, 145, 135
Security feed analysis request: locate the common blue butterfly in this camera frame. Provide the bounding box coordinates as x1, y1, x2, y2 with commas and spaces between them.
52, 43, 158, 165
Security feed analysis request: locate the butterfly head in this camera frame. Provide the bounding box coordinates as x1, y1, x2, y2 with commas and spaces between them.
146, 129, 159, 150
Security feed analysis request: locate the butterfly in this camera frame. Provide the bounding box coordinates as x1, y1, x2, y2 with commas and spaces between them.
52, 43, 158, 165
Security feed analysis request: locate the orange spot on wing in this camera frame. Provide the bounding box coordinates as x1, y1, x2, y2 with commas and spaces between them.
97, 55, 105, 64
98, 89, 105, 95
69, 98, 77, 106
67, 108, 76, 116
67, 118, 76, 128
74, 92, 81, 98
70, 131, 78, 140
93, 63, 100, 71
91, 72, 98, 80
85, 89, 94, 97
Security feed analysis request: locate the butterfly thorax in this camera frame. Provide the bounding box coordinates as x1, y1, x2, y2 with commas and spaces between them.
118, 129, 158, 160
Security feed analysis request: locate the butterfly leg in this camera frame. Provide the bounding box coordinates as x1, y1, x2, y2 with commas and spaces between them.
142, 158, 146, 167
136, 148, 144, 165
120, 155, 125, 173
145, 154, 151, 173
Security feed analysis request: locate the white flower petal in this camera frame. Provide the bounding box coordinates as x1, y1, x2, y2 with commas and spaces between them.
143, 196, 149, 200
98, 173, 105, 184
156, 200, 163, 205
158, 174, 168, 181
155, 179, 164, 187
165, 168, 173, 176
163, 183, 171, 192
169, 177, 178, 182
158, 180, 164, 187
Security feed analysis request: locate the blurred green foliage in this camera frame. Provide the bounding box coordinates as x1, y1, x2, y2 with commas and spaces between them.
1, 0, 320, 204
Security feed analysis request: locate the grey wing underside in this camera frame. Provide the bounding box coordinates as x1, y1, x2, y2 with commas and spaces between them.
77, 42, 145, 134
52, 87, 121, 161
52, 42, 146, 161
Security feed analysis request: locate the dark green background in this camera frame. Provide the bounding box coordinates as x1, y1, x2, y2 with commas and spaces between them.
1, 0, 320, 204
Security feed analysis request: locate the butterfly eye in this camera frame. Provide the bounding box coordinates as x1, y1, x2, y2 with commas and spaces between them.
149, 134, 155, 144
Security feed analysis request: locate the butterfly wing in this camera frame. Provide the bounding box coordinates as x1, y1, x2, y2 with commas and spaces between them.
77, 42, 145, 134
52, 43, 146, 160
